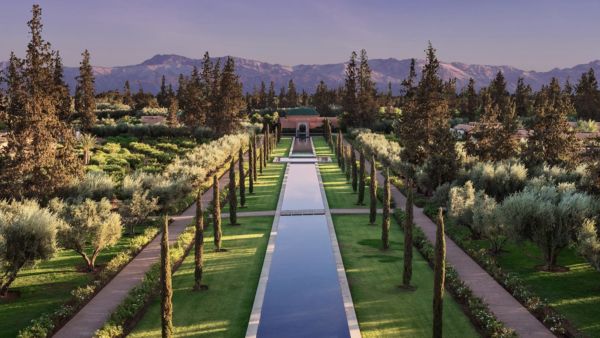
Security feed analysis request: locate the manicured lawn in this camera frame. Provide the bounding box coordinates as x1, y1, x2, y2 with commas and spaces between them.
224, 137, 291, 213
447, 221, 600, 336
333, 214, 479, 338
129, 216, 273, 337
0, 223, 153, 337
314, 137, 380, 210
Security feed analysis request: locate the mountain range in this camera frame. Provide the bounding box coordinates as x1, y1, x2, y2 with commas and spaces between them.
2, 54, 600, 95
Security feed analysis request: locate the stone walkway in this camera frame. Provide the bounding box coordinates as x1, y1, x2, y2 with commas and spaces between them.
54, 155, 248, 338
347, 142, 554, 338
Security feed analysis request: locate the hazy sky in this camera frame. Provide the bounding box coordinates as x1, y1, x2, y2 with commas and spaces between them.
1, 0, 599, 71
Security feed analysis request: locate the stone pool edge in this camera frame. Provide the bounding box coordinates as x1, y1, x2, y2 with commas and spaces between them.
245, 164, 289, 338
315, 163, 362, 338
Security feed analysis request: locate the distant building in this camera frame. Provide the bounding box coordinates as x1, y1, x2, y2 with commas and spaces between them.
278, 107, 338, 138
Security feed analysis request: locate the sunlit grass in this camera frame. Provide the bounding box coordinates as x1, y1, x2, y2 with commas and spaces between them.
129, 216, 273, 338
447, 220, 600, 336
0, 223, 154, 337
334, 214, 479, 338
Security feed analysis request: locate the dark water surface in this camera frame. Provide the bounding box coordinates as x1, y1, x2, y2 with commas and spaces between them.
256, 161, 350, 338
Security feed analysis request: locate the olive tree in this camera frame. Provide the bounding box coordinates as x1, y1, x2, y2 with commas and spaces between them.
501, 183, 597, 270
58, 198, 122, 271
577, 219, 600, 272
121, 189, 158, 235
0, 200, 60, 296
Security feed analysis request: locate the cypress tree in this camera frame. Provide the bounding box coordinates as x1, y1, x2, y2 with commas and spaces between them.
351, 146, 358, 192
229, 159, 238, 225
357, 150, 366, 205
248, 138, 254, 194
345, 146, 352, 182
160, 216, 173, 338
193, 190, 207, 291
167, 98, 178, 127
515, 77, 533, 117
382, 167, 391, 249
574, 68, 600, 120
459, 78, 478, 121
123, 80, 134, 107
259, 142, 263, 174
336, 131, 343, 167
157, 75, 169, 108
263, 127, 268, 167
340, 136, 346, 172
75, 49, 96, 130
369, 155, 377, 224
210, 57, 244, 136
342, 51, 359, 127
525, 78, 579, 167
357, 49, 378, 128
239, 147, 246, 207
212, 175, 222, 251
402, 185, 414, 288
433, 208, 446, 338
253, 135, 258, 180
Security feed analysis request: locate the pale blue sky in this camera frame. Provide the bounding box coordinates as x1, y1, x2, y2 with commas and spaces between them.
1, 0, 599, 70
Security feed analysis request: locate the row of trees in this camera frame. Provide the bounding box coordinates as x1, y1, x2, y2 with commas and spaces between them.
161, 128, 280, 336
176, 53, 245, 136
333, 132, 448, 337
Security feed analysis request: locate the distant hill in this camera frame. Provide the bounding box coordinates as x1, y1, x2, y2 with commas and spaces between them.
2, 54, 600, 94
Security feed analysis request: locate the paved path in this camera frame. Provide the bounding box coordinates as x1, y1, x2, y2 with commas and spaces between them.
346, 141, 554, 338
54, 154, 249, 338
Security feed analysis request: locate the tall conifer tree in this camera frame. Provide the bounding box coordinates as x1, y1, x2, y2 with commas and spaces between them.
0, 5, 81, 200
75, 49, 96, 130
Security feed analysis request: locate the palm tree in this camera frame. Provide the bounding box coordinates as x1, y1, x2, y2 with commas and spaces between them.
80, 133, 96, 165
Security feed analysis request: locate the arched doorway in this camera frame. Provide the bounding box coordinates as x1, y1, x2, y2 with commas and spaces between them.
296, 122, 309, 138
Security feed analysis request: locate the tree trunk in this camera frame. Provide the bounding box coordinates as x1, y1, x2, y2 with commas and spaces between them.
382, 167, 390, 250
403, 184, 414, 287
229, 159, 238, 225
78, 251, 94, 272
345, 147, 351, 182
212, 175, 222, 251
0, 268, 20, 297
84, 149, 90, 165
239, 147, 246, 207
357, 151, 366, 205
351, 146, 358, 192
259, 146, 263, 174
160, 215, 173, 337
369, 156, 377, 224
253, 135, 258, 181
194, 190, 206, 291
433, 208, 446, 338
263, 128, 268, 168
249, 140, 254, 194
